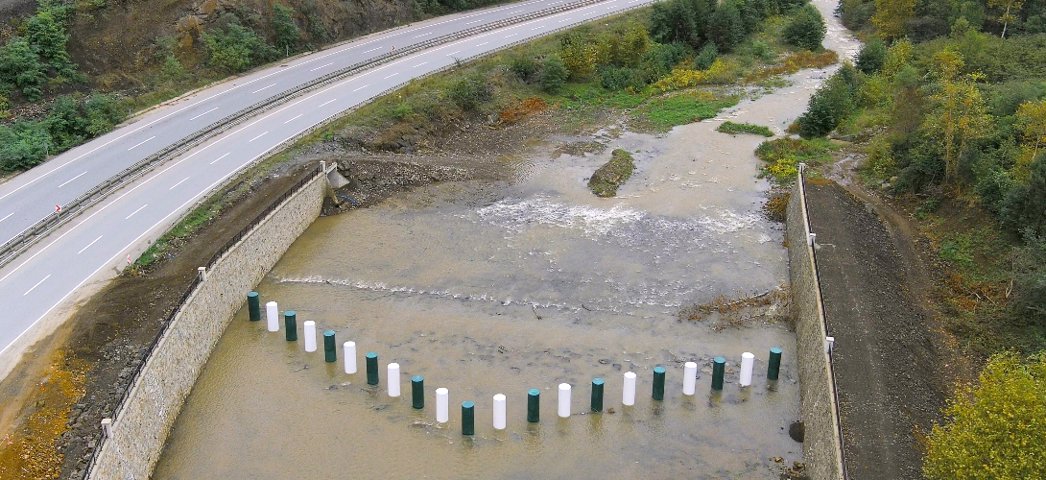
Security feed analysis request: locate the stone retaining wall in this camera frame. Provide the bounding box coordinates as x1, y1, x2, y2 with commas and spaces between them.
786, 170, 846, 480
86, 170, 327, 480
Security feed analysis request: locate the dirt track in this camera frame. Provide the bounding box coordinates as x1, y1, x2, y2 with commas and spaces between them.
805, 180, 948, 479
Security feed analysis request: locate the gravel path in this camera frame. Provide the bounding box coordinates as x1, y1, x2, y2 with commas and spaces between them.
805, 181, 947, 480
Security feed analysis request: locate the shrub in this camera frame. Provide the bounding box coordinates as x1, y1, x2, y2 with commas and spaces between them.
0, 121, 51, 172
755, 137, 834, 182
924, 352, 1046, 480
639, 42, 687, 81
538, 54, 569, 93
1000, 153, 1046, 236
449, 72, 492, 111
510, 55, 539, 82
855, 38, 887, 73
796, 65, 860, 137
272, 4, 301, 53
0, 38, 47, 100
783, 5, 826, 50
706, 0, 746, 52
1011, 232, 1046, 326
694, 43, 718, 70
203, 19, 271, 73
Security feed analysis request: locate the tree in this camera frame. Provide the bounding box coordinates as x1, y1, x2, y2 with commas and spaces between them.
987, 0, 1024, 38
923, 49, 993, 185
1016, 100, 1046, 167
871, 0, 916, 39
0, 38, 46, 100
783, 5, 826, 50
924, 352, 1046, 480
796, 65, 860, 137
706, 0, 746, 52
25, 8, 76, 79
855, 38, 887, 74
272, 4, 301, 54
648, 0, 713, 48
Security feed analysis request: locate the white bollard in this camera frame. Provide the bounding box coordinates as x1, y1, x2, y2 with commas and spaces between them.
343, 341, 357, 374
303, 321, 317, 352
826, 336, 835, 354
740, 352, 755, 387
558, 383, 571, 418
436, 388, 449, 423
387, 363, 401, 397
683, 362, 698, 395
265, 301, 279, 332
622, 371, 637, 406
493, 393, 507, 430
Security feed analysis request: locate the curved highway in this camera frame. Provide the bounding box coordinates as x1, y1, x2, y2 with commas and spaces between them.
0, 0, 654, 377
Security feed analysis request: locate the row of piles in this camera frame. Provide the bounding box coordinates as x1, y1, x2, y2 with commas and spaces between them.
247, 291, 784, 435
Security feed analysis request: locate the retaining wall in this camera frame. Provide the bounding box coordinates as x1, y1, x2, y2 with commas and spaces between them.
87, 170, 327, 480
786, 170, 846, 480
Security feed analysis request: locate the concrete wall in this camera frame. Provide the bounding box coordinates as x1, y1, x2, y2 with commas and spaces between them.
787, 171, 846, 480
87, 171, 327, 480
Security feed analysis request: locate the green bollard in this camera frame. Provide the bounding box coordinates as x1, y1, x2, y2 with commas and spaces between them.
284, 311, 297, 341
323, 330, 336, 363
366, 352, 379, 385
768, 347, 783, 381
712, 356, 726, 391
591, 377, 605, 412
462, 401, 475, 435
527, 389, 540, 423
412, 376, 425, 409
247, 291, 260, 321
652, 366, 666, 401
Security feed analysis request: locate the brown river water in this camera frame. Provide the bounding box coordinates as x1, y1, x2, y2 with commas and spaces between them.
154, 2, 859, 478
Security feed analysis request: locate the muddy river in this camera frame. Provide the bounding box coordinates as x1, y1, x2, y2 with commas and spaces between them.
153, 2, 859, 478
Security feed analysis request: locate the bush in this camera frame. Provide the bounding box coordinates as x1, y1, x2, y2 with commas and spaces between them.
448, 72, 492, 111
272, 4, 301, 53
924, 352, 1046, 480
755, 137, 834, 182
203, 19, 272, 73
0, 38, 47, 100
694, 43, 718, 70
538, 54, 569, 93
706, 0, 746, 52
510, 55, 539, 82
796, 65, 860, 137
639, 42, 687, 80
0, 121, 51, 172
783, 5, 826, 50
855, 38, 887, 73
1000, 153, 1046, 236
1011, 233, 1046, 326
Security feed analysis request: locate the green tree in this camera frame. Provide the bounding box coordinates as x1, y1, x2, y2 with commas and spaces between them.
1016, 100, 1046, 166
855, 38, 887, 74
272, 4, 301, 54
924, 352, 1046, 480
783, 5, 826, 50
0, 121, 51, 172
986, 0, 1024, 38
0, 38, 46, 100
649, 0, 713, 48
538, 54, 569, 93
707, 0, 746, 52
796, 65, 860, 137
203, 20, 271, 73
871, 0, 916, 39
25, 8, 76, 79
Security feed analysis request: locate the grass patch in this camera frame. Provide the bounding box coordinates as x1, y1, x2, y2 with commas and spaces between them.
588, 148, 635, 197
635, 92, 739, 132
717, 121, 774, 137
134, 198, 224, 270
755, 137, 835, 183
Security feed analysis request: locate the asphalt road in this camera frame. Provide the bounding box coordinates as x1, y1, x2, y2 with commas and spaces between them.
0, 0, 653, 375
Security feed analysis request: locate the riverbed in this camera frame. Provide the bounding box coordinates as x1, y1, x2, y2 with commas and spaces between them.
153, 1, 859, 477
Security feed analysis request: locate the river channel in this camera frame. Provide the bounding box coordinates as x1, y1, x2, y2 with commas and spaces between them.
154, 2, 859, 477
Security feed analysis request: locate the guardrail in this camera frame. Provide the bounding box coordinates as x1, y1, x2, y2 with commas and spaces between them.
0, 0, 608, 271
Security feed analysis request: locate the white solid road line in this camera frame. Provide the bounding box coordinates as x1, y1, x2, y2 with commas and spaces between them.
309, 62, 334, 72
124, 204, 148, 220
77, 235, 103, 255
249, 131, 269, 143
283, 114, 304, 124
57, 171, 88, 188
126, 136, 156, 151
0, 213, 12, 224
23, 274, 50, 296
169, 177, 190, 190
353, 84, 370, 92
319, 99, 338, 108
188, 107, 219, 121
251, 83, 277, 94
209, 152, 232, 165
